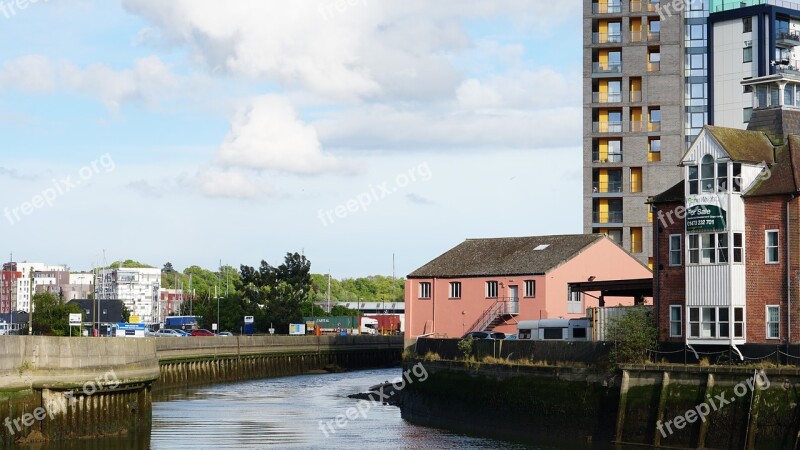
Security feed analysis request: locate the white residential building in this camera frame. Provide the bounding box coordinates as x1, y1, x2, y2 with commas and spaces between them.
7, 262, 69, 312
96, 268, 161, 324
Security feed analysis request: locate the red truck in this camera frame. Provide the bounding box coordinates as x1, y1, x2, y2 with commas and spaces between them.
370, 314, 402, 335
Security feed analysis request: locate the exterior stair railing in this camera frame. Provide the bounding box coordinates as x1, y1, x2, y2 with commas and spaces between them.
467, 297, 519, 333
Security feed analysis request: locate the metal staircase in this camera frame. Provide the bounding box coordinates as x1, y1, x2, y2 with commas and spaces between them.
468, 297, 520, 333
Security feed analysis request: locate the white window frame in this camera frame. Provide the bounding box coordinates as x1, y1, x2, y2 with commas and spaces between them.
766, 230, 779, 264
669, 305, 682, 337
767, 305, 780, 339
524, 280, 536, 298
418, 282, 431, 299
485, 281, 498, 299
449, 282, 461, 299
669, 234, 682, 266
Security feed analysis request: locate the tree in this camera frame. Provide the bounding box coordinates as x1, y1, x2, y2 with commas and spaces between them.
163, 262, 175, 273
31, 292, 81, 336
607, 306, 658, 366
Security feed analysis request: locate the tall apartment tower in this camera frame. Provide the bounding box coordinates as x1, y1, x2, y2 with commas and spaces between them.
583, 0, 717, 266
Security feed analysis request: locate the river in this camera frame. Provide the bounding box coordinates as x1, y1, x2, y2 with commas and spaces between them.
16, 368, 625, 450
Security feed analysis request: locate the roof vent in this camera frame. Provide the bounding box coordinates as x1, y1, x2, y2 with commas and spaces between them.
534, 244, 550, 251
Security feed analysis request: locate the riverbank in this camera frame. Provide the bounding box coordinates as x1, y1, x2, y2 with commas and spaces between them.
400, 358, 800, 449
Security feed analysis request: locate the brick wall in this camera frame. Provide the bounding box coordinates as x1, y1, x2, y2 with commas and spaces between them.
653, 201, 686, 343
744, 195, 800, 344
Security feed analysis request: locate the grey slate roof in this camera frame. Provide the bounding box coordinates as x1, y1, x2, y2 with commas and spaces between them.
407, 234, 606, 278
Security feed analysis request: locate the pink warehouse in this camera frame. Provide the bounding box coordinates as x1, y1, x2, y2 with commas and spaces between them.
405, 234, 652, 339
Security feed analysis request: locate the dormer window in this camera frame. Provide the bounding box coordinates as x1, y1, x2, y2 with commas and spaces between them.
701, 155, 714, 193
687, 155, 742, 194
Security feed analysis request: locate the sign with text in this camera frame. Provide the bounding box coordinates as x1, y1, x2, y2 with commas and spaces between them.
289, 324, 306, 335
68, 313, 82, 326
686, 194, 727, 232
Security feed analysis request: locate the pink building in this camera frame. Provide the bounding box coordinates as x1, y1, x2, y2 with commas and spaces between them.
405, 234, 653, 339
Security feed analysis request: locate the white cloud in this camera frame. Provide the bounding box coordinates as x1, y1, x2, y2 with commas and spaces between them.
121, 0, 579, 102
0, 55, 56, 93
216, 95, 346, 175
456, 69, 581, 110
191, 167, 271, 200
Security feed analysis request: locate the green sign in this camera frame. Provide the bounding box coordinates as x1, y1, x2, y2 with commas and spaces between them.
686, 195, 727, 232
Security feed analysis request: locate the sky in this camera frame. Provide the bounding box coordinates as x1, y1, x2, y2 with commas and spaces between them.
0, 0, 582, 278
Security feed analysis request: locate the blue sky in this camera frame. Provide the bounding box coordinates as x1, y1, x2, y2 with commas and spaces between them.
0, 0, 582, 278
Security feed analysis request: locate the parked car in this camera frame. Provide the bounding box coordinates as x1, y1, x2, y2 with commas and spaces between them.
154, 329, 187, 337
190, 329, 215, 336
173, 329, 190, 336
503, 333, 518, 340
218, 331, 233, 336
462, 331, 507, 339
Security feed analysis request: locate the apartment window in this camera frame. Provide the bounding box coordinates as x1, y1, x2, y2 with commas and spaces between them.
419, 282, 431, 299
688, 234, 699, 264
486, 281, 498, 298
743, 17, 752, 33
690, 83, 704, 99
690, 24, 704, 40
766, 230, 779, 263
689, 307, 700, 338
732, 163, 742, 192
743, 46, 752, 63
669, 235, 682, 266
670, 305, 682, 337
524, 280, 536, 298
717, 162, 728, 192
767, 305, 780, 339
449, 282, 461, 299
691, 113, 705, 129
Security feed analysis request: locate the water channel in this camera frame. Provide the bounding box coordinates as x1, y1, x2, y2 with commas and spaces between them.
12, 368, 632, 450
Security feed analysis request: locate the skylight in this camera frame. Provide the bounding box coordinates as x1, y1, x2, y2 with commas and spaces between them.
534, 244, 550, 251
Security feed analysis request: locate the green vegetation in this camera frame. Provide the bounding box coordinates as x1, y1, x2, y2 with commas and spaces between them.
309, 274, 404, 303
607, 306, 658, 366
457, 335, 475, 360
31, 292, 81, 336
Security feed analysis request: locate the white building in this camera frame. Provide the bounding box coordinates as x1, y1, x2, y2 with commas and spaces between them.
96, 268, 161, 324
9, 262, 68, 312
62, 272, 95, 301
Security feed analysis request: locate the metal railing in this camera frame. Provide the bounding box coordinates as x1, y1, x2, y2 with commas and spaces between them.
592, 92, 623, 103
592, 151, 624, 163
593, 121, 624, 133
630, 31, 643, 42
467, 297, 520, 333
649, 121, 662, 132
630, 90, 642, 102
593, 2, 623, 13
776, 30, 800, 44
592, 32, 623, 44
648, 61, 661, 72
647, 32, 660, 42
592, 181, 624, 193
713, 0, 800, 13
592, 211, 624, 224
592, 62, 622, 73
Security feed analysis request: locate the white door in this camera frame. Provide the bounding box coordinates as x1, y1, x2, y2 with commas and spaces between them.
508, 286, 519, 314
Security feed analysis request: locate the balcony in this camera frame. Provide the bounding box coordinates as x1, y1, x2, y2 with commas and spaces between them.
593, 2, 623, 13
592, 92, 622, 103
630, 121, 644, 132
647, 0, 660, 11
592, 211, 624, 224
648, 151, 661, 162
630, 0, 642, 12
647, 61, 661, 72
592, 151, 624, 163
630, 31, 643, 42
630, 90, 642, 102
592, 62, 622, 74
648, 121, 661, 132
776, 31, 800, 47
592, 121, 624, 133
592, 32, 623, 44
647, 32, 660, 42
592, 181, 624, 193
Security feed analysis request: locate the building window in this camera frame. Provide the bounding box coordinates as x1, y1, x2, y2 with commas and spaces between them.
486, 281, 498, 298
767, 305, 780, 339
743, 107, 752, 123
689, 234, 699, 264
766, 230, 779, 264
670, 305, 682, 337
743, 46, 752, 63
701, 154, 714, 193
689, 307, 700, 338
687, 233, 734, 265
717, 162, 728, 192
734, 307, 745, 338
449, 282, 461, 299
688, 165, 698, 195
733, 233, 744, 263
743, 16, 752, 33
419, 282, 431, 299
669, 234, 682, 266
524, 280, 536, 297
